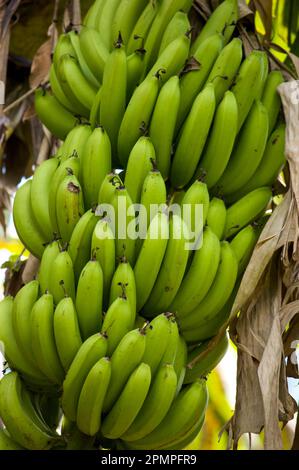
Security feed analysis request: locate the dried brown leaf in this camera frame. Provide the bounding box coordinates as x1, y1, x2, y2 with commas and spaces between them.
29, 38, 52, 88
22, 255, 40, 284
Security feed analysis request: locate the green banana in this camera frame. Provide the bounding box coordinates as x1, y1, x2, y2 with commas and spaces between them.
98, 172, 123, 204
127, 49, 146, 101
102, 295, 134, 355
111, 0, 148, 47
100, 36, 127, 160
91, 218, 116, 305
224, 187, 272, 239
56, 172, 85, 243
31, 158, 59, 239
207, 197, 227, 239
149, 76, 180, 180
127, 1, 157, 55
162, 317, 180, 365
190, 0, 238, 54
122, 363, 177, 441
62, 333, 108, 422
83, 0, 106, 29
54, 297, 82, 371
125, 379, 208, 450
50, 249, 76, 304
109, 258, 136, 319
35, 89, 77, 140
179, 242, 238, 333
69, 208, 99, 282
163, 416, 205, 450
89, 86, 102, 129
261, 71, 284, 135
231, 50, 268, 131
159, 11, 190, 55
143, 214, 189, 316
174, 336, 188, 394
53, 33, 75, 71
81, 126, 112, 208
98, 0, 121, 49
184, 333, 229, 383
77, 357, 111, 436
30, 293, 65, 385
13, 180, 47, 258
199, 91, 238, 188
171, 84, 216, 188
103, 328, 147, 413
205, 37, 243, 104
0, 429, 24, 450
142, 313, 172, 376
231, 224, 260, 276
177, 33, 223, 133
79, 27, 109, 83
146, 33, 190, 84
75, 260, 103, 340
0, 372, 59, 450
49, 63, 78, 114
38, 240, 60, 294
101, 363, 151, 439
118, 73, 160, 167
134, 211, 169, 311
12, 280, 40, 368
68, 30, 100, 88
62, 123, 92, 161
228, 124, 286, 202
124, 136, 156, 204
0, 297, 48, 385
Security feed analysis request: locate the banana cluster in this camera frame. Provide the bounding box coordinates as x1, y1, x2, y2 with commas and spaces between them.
1, 0, 287, 451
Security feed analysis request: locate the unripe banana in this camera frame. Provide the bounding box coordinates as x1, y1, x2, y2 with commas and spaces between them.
89, 86, 102, 129
224, 187, 272, 239
68, 30, 100, 88
231, 50, 268, 132
0, 297, 47, 384
69, 209, 99, 282
125, 379, 208, 450
150, 76, 180, 180
127, 1, 157, 55
0, 372, 60, 450
142, 0, 193, 73
217, 101, 269, 195
109, 258, 136, 319
228, 124, 286, 202
75, 260, 103, 340
206, 37, 243, 104
180, 242, 238, 333
35, 89, 77, 140
122, 363, 177, 441
62, 333, 108, 422
142, 313, 172, 376
181, 180, 210, 247
184, 333, 229, 383
53, 33, 76, 72
174, 336, 188, 394
91, 218, 116, 305
38, 240, 61, 294
255, 51, 269, 100
163, 415, 204, 450
102, 363, 151, 439
171, 84, 216, 188
13, 180, 47, 259
56, 172, 85, 243
50, 64, 77, 114
98, 0, 122, 49
199, 91, 238, 188
54, 297, 82, 371
134, 211, 169, 311
206, 197, 227, 240
98, 172, 123, 204
30, 293, 65, 385
112, 0, 148, 47
127, 50, 146, 101
81, 126, 112, 208
261, 71, 284, 135
143, 214, 189, 316
79, 27, 109, 83
177, 33, 223, 133
118, 73, 160, 166
102, 296, 134, 356
83, 0, 106, 29
50, 250, 75, 304
12, 280, 40, 367
124, 136, 156, 204
77, 357, 111, 436
170, 227, 220, 320
100, 36, 127, 161
191, 0, 238, 54
0, 429, 24, 450
31, 158, 59, 239
103, 328, 147, 413
159, 11, 190, 55
162, 316, 180, 365
62, 124, 92, 161
231, 224, 260, 276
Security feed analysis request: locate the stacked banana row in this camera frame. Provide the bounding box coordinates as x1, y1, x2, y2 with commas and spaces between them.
1, 0, 287, 451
